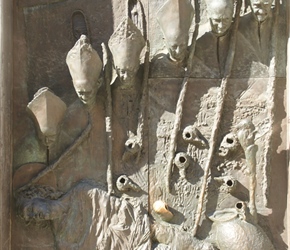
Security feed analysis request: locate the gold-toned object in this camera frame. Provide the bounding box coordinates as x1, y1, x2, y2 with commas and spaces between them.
153, 200, 173, 222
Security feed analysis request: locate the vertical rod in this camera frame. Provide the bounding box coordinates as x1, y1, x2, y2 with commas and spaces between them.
261, 0, 280, 207
102, 43, 113, 195
286, 0, 290, 247
192, 0, 242, 236
136, 41, 150, 164
165, 0, 200, 193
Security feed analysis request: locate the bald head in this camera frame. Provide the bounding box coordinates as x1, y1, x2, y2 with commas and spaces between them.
207, 0, 234, 37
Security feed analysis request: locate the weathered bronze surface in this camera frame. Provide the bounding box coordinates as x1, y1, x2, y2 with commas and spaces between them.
6, 0, 289, 249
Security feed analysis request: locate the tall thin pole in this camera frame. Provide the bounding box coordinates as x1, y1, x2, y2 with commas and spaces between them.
165, 0, 200, 193
287, 0, 290, 247
192, 0, 242, 236
261, 0, 280, 207
285, 0, 290, 246
102, 43, 114, 195
136, 41, 150, 164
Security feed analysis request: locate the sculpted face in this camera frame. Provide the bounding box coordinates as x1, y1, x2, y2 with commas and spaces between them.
208, 2, 233, 37
108, 18, 145, 88
250, 0, 273, 23
73, 79, 100, 107
115, 64, 139, 86
66, 35, 102, 107
166, 35, 188, 62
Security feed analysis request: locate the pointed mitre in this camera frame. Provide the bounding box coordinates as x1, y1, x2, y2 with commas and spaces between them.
66, 35, 102, 83
157, 0, 194, 42
27, 87, 67, 137
108, 17, 145, 70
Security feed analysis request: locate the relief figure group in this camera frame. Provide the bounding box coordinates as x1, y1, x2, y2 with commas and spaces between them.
13, 0, 285, 249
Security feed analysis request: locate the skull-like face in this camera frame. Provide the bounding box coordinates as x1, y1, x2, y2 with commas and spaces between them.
218, 133, 239, 157
182, 125, 207, 148
174, 152, 190, 179
116, 175, 141, 192
116, 175, 130, 192
214, 175, 236, 193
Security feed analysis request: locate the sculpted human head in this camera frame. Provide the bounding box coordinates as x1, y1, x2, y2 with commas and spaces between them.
66, 35, 102, 107
109, 18, 145, 87
207, 0, 234, 37
249, 0, 273, 23
157, 0, 194, 62
115, 65, 139, 85
72, 79, 100, 107
165, 33, 188, 62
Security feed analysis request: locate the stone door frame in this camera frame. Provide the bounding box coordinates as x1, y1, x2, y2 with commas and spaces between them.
0, 0, 13, 249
